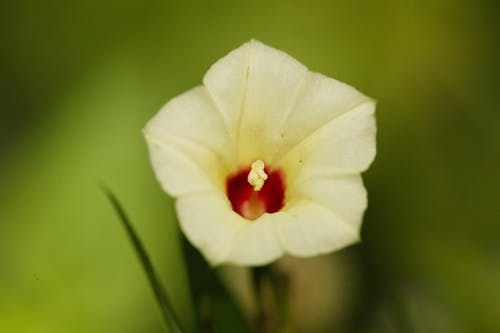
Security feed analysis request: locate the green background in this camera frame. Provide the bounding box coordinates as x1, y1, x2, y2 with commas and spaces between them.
1, 0, 499, 332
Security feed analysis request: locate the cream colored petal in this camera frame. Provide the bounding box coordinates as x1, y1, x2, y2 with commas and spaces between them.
203, 42, 250, 141
203, 40, 309, 164
279, 101, 376, 184
275, 200, 359, 257
176, 191, 243, 266
144, 86, 232, 196
144, 86, 235, 168
289, 175, 367, 230
179, 189, 283, 266
145, 137, 226, 196
270, 72, 372, 164
225, 213, 284, 266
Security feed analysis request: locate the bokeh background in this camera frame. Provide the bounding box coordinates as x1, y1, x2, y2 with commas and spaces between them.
1, 0, 499, 332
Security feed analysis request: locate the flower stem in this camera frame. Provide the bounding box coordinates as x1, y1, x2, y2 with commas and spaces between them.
252, 265, 290, 333
252, 265, 271, 332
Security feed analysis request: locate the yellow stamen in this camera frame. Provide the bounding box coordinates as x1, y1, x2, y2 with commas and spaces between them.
247, 160, 268, 191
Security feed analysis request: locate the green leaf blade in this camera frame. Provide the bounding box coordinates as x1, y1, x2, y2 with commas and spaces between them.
102, 186, 186, 333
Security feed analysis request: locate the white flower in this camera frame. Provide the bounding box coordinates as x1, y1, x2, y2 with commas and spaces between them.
144, 40, 376, 266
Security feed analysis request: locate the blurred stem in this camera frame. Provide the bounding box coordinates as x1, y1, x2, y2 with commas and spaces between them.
252, 266, 271, 333
252, 265, 290, 333
270, 269, 291, 333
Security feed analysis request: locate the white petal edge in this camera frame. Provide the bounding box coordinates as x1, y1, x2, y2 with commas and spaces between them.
278, 100, 376, 185
275, 199, 360, 257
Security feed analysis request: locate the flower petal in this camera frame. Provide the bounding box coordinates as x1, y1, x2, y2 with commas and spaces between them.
204, 40, 309, 164
144, 86, 235, 167
176, 191, 243, 265
275, 200, 360, 257
203, 42, 250, 141
144, 86, 233, 196
178, 190, 284, 266
271, 72, 372, 163
145, 137, 226, 196
289, 175, 367, 230
225, 214, 284, 266
279, 101, 376, 184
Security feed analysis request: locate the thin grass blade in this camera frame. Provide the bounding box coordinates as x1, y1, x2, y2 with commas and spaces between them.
102, 186, 185, 333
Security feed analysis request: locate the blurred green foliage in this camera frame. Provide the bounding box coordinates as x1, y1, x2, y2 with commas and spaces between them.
1, 0, 499, 332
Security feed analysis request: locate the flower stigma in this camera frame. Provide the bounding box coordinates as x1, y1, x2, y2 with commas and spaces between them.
247, 160, 268, 191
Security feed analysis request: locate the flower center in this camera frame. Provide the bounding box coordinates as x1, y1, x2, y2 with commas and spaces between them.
226, 160, 285, 220
247, 160, 268, 191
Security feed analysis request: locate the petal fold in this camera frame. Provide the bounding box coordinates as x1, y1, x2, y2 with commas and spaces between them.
204, 40, 309, 164
279, 101, 376, 184
177, 191, 283, 266
225, 214, 284, 266
272, 72, 372, 163
145, 138, 226, 196
289, 175, 368, 230
275, 200, 359, 257
176, 191, 243, 265
144, 86, 233, 196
